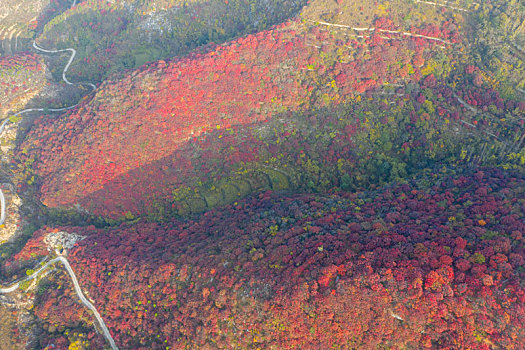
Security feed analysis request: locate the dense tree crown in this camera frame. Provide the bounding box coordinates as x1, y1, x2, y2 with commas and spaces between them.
1, 0, 523, 348
11, 168, 525, 349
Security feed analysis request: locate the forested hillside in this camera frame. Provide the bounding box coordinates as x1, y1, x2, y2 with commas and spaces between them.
0, 0, 73, 55
37, 0, 308, 82
0, 53, 47, 118
1, 0, 524, 349
17, 0, 524, 223
11, 168, 525, 348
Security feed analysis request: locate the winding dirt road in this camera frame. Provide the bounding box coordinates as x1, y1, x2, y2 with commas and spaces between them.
0, 39, 98, 222
0, 40, 97, 137
0, 256, 118, 350
32, 41, 96, 90
311, 20, 452, 45
0, 21, 117, 348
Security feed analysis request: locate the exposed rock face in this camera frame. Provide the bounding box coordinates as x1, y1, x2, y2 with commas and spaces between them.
44, 230, 85, 253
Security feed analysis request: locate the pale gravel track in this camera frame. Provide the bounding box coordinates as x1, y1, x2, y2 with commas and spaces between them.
0, 2, 115, 346
0, 40, 97, 138
415, 0, 470, 12
32, 41, 76, 85
0, 256, 118, 350
311, 20, 452, 44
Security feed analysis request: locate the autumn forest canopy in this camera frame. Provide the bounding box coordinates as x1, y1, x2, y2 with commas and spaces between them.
0, 0, 524, 349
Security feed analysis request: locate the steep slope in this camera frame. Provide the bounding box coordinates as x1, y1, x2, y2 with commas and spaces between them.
2, 1, 524, 348
37, 0, 308, 82
0, 307, 23, 349
0, 53, 46, 118
0, 0, 71, 55
18, 1, 486, 220
12, 168, 525, 349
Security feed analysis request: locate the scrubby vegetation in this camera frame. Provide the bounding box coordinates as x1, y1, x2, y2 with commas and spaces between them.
0, 306, 22, 348
18, 4, 523, 222
14, 168, 525, 349
0, 0, 73, 55
0, 53, 46, 117
1, 0, 524, 348
37, 0, 308, 82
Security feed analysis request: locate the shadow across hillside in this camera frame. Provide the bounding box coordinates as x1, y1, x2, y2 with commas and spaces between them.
35, 95, 470, 227
39, 114, 307, 226
0, 0, 73, 56
37, 0, 309, 82
31, 166, 525, 349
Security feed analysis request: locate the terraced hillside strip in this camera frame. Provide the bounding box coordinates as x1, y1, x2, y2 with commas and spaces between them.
37, 0, 309, 82
0, 53, 47, 118
0, 0, 63, 55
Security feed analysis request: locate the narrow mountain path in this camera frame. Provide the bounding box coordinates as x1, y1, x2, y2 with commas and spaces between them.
0, 13, 116, 347
309, 20, 452, 45
415, 0, 471, 12
0, 41, 96, 129
0, 38, 98, 221
0, 256, 119, 350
